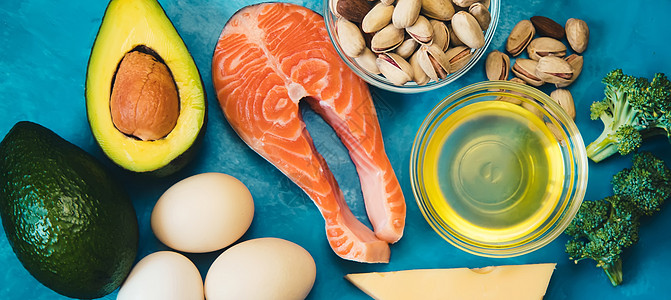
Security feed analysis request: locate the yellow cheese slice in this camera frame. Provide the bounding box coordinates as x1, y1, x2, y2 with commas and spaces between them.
345, 263, 556, 300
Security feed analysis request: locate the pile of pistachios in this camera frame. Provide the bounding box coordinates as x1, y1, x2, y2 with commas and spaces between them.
331, 0, 492, 86
486, 16, 589, 120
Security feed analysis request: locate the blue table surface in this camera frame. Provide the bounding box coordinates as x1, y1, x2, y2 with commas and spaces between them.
2, 0, 671, 299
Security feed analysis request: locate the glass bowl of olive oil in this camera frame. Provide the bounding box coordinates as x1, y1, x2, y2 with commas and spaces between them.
411, 81, 588, 257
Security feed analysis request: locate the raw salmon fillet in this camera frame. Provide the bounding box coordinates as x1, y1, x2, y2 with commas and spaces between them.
212, 3, 405, 263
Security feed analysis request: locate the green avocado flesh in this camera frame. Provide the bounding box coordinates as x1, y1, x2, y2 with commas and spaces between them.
86, 0, 207, 177
0, 121, 138, 299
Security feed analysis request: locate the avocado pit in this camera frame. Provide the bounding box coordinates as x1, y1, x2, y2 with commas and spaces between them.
110, 48, 179, 141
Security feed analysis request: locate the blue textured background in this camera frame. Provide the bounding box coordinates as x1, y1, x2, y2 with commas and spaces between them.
1, 0, 671, 299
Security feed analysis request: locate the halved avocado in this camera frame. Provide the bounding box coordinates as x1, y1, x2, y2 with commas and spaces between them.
86, 0, 206, 177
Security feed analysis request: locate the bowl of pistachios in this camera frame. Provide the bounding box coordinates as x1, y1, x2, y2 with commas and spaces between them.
324, 0, 499, 93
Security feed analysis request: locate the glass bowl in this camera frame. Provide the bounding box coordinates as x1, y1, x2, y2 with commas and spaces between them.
410, 81, 588, 257
323, 0, 500, 93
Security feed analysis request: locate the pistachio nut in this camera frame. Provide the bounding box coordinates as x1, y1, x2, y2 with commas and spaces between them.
381, 0, 396, 5
485, 50, 510, 81
336, 18, 366, 57
354, 47, 381, 74
550, 89, 576, 119
448, 23, 464, 46
556, 54, 583, 87
527, 37, 566, 61
468, 3, 490, 31
406, 15, 433, 44
376, 52, 414, 85
451, 11, 485, 49
392, 0, 421, 28
530, 16, 565, 40
546, 122, 564, 143
496, 77, 526, 105
395, 38, 419, 59
445, 46, 472, 73
430, 20, 450, 51
452, 0, 479, 8
511, 58, 544, 86
417, 44, 450, 81
336, 0, 373, 23
362, 2, 395, 33
535, 56, 574, 85
506, 20, 535, 57
420, 0, 455, 21
371, 23, 405, 53
522, 101, 544, 120
330, 0, 341, 18
409, 50, 430, 85
566, 18, 589, 53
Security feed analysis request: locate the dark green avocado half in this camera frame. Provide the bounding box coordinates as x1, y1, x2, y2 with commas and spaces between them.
85, 0, 207, 177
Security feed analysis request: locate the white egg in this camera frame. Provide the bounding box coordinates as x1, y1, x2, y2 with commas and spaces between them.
151, 172, 254, 253
117, 251, 203, 300
204, 238, 316, 300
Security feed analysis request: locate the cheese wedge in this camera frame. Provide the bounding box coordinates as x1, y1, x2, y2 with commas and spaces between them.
345, 263, 556, 300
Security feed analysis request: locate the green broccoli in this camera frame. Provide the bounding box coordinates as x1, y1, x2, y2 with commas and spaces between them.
564, 152, 671, 286
585, 70, 671, 162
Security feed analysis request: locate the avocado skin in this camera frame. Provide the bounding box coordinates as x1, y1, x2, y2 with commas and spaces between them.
0, 121, 138, 299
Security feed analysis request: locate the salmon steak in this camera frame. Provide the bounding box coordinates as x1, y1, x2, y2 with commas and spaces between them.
212, 3, 405, 263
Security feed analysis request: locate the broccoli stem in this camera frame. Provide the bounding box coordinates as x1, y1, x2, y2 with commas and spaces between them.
586, 130, 619, 163
602, 259, 623, 286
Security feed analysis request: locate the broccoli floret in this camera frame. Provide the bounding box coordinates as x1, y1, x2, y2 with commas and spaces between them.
565, 196, 640, 286
586, 70, 671, 162
612, 152, 671, 215
564, 152, 670, 286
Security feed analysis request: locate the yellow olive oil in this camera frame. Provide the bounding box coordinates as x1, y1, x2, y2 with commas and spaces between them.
422, 101, 564, 244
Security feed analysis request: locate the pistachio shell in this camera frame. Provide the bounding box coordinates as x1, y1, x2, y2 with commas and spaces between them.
392, 0, 421, 28
522, 101, 544, 120
468, 3, 490, 31
420, 0, 455, 21
511, 58, 544, 86
444, 46, 472, 73
371, 23, 405, 53
354, 48, 381, 74
417, 44, 450, 81
496, 77, 526, 105
381, 0, 396, 5
362, 2, 395, 33
409, 50, 430, 85
395, 38, 419, 59
556, 54, 583, 87
448, 23, 464, 46
430, 20, 450, 51
480, 0, 490, 9
566, 18, 589, 53
485, 50, 510, 81
546, 122, 564, 143
336, 18, 366, 57
376, 52, 414, 85
331, 0, 341, 18
527, 37, 566, 61
336, 0, 374, 23
406, 15, 433, 44
550, 89, 576, 119
452, 0, 479, 7
535, 56, 573, 85
451, 11, 485, 49
506, 20, 535, 56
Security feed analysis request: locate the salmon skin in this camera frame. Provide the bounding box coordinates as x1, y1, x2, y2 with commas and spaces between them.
212, 3, 405, 263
